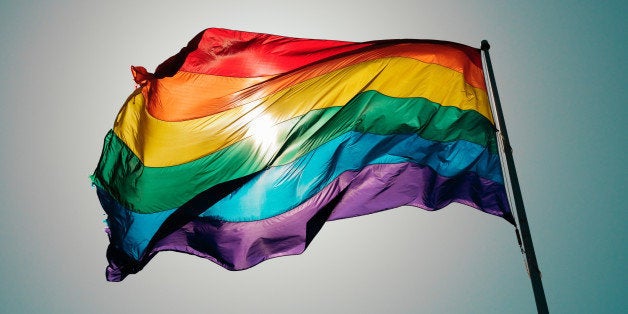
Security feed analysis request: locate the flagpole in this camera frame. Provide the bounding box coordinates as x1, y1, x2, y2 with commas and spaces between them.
480, 40, 549, 313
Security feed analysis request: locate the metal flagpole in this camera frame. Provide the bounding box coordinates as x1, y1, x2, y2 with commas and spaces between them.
480, 40, 549, 313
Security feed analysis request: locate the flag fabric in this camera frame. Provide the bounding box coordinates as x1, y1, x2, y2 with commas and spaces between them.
91, 28, 514, 282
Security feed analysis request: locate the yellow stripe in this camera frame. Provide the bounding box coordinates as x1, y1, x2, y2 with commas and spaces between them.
114, 57, 492, 167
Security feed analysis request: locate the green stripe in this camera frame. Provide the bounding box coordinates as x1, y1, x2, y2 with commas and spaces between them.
92, 90, 498, 213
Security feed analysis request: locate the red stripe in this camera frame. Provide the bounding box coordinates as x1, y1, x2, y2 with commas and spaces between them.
153, 28, 483, 78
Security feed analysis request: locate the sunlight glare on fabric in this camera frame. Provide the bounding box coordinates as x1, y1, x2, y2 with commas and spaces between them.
247, 110, 280, 154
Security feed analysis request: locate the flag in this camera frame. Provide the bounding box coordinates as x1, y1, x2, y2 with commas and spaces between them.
91, 28, 514, 282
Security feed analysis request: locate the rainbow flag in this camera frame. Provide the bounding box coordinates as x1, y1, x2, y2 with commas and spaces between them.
91, 28, 514, 281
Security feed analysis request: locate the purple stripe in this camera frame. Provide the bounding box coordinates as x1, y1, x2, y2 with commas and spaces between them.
106, 162, 512, 280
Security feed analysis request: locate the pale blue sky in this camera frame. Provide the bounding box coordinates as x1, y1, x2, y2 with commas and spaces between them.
0, 1, 625, 313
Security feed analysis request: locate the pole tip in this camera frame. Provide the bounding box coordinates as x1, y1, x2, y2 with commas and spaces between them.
481, 40, 490, 51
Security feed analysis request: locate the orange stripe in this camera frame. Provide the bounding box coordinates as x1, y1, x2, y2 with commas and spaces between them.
146, 43, 486, 121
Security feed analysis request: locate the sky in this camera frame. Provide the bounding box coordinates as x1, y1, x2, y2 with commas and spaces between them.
0, 1, 626, 313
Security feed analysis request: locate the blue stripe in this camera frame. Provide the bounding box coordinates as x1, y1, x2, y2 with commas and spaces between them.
97, 188, 175, 260
202, 131, 503, 222
100, 131, 503, 259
